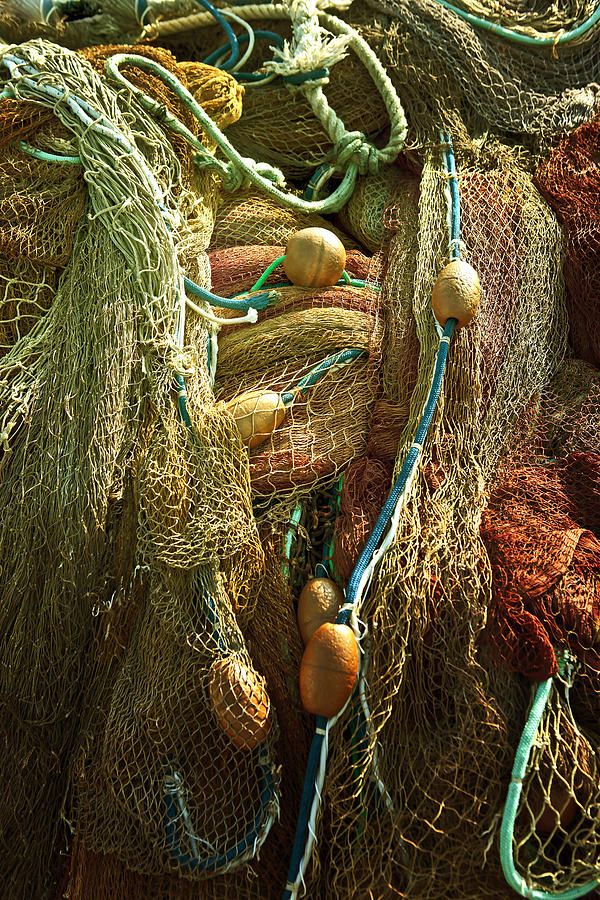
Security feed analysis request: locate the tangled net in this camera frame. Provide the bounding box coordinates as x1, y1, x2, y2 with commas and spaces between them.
371, 0, 600, 141
0, 1, 599, 898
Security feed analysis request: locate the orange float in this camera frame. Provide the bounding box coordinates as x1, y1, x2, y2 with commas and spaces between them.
209, 656, 271, 750
299, 622, 359, 718
432, 258, 481, 328
284, 227, 346, 288
297, 577, 344, 645
225, 389, 286, 449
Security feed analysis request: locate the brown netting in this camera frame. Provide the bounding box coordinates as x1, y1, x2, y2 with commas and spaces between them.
535, 114, 600, 366
482, 454, 600, 681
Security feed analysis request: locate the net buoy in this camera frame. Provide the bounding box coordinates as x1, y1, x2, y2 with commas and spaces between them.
226, 389, 286, 449
209, 656, 271, 751
299, 622, 359, 718
284, 227, 346, 288
432, 259, 481, 328
297, 577, 344, 645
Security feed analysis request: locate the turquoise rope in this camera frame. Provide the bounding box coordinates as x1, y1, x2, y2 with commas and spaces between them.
184, 276, 276, 312
19, 141, 81, 165
499, 655, 600, 899
280, 348, 366, 406
431, 0, 600, 46
282, 501, 303, 579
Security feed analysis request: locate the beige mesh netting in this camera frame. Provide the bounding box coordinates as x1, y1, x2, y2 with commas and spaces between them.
372, 0, 600, 142
0, 3, 599, 899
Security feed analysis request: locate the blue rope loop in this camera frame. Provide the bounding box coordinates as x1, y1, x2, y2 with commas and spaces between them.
204, 28, 285, 69
164, 750, 276, 872
194, 0, 240, 71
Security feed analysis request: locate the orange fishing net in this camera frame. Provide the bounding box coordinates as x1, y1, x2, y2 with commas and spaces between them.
535, 114, 600, 366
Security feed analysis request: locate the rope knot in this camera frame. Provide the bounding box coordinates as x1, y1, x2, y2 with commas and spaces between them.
221, 157, 286, 193
334, 131, 380, 175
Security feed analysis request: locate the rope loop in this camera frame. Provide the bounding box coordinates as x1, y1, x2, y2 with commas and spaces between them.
333, 130, 380, 175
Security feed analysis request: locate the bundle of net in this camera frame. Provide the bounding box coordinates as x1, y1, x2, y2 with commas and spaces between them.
479, 358, 599, 895
291, 130, 571, 900
207, 242, 382, 505
367, 0, 600, 145
535, 113, 600, 367
65, 501, 314, 899
0, 39, 270, 899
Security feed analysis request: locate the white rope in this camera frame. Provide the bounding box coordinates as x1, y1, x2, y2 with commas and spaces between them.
150, 2, 408, 177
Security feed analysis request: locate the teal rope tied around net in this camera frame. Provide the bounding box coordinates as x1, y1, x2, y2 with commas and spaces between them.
499, 650, 600, 899
431, 0, 600, 46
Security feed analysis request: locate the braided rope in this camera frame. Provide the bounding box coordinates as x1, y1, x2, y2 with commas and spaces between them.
150, 2, 408, 177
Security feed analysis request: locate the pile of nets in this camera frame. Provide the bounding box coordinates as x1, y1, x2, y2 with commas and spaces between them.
0, 1, 599, 899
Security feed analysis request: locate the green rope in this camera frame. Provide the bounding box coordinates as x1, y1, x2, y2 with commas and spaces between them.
499, 652, 600, 899
432, 0, 600, 46
104, 53, 359, 214
19, 140, 81, 164
251, 255, 286, 291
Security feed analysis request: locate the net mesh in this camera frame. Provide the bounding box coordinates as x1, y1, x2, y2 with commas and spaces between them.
1, 4, 599, 899
535, 113, 600, 367
211, 251, 382, 499
371, 0, 600, 142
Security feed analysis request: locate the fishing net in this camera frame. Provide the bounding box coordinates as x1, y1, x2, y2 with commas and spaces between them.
291, 133, 572, 899
211, 248, 382, 499
65, 517, 311, 900
0, 40, 270, 899
210, 190, 357, 251
371, 0, 600, 142
535, 113, 600, 366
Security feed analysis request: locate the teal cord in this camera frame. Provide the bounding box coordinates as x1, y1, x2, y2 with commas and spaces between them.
499, 653, 600, 899
280, 348, 366, 406
251, 255, 286, 291
431, 0, 600, 46
19, 141, 81, 164
282, 501, 303, 579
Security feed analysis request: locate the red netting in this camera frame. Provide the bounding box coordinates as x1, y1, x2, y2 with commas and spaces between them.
482, 452, 600, 681
535, 115, 600, 366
